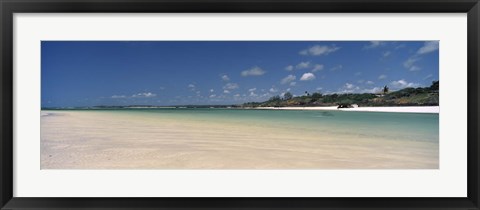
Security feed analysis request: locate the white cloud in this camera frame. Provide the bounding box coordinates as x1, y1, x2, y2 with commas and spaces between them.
223, 83, 239, 90
364, 41, 385, 49
209, 94, 216, 98
299, 45, 340, 56
330, 65, 343, 71
286, 88, 291, 91
221, 75, 230, 81
395, 44, 406, 50
223, 90, 230, 94
404, 57, 420, 68
417, 41, 439, 55
248, 88, 257, 92
290, 82, 296, 86
285, 65, 294, 71
210, 89, 214, 92
378, 74, 387, 80
400, 41, 438, 72
234, 94, 240, 97
316, 87, 323, 91
383, 51, 391, 57
281, 75, 296, 85
345, 83, 355, 89
188, 84, 195, 88
390, 79, 421, 89
409, 66, 421, 71
300, 73, 316, 81
366, 80, 375, 85
132, 92, 156, 98
111, 95, 126, 99
424, 74, 433, 80
249, 92, 258, 97
312, 64, 324, 72
296, 61, 310, 69
241, 66, 266, 76
269, 87, 278, 93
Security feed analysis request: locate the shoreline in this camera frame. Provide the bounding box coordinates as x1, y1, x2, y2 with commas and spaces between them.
254, 106, 439, 113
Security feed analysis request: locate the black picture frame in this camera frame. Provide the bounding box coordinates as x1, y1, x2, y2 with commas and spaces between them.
1, 0, 479, 209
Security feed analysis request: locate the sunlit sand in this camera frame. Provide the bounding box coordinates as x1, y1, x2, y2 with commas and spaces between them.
41, 110, 438, 169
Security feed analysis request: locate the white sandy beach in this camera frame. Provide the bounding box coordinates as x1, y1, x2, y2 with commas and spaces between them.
255, 106, 439, 113
41, 110, 438, 169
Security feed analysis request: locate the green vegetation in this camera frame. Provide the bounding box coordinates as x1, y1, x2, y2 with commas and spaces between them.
243, 81, 439, 108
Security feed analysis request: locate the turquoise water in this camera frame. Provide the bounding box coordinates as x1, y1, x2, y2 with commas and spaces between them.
57, 108, 439, 143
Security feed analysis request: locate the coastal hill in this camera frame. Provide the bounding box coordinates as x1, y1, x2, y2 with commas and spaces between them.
243, 81, 439, 108
43, 81, 438, 110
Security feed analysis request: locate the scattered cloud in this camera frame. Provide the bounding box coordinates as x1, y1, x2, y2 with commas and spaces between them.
300, 73, 316, 81
417, 41, 439, 55
286, 62, 312, 71
223, 83, 239, 90
403, 57, 421, 69
289, 82, 296, 86
312, 64, 324, 72
111, 95, 126, 99
248, 88, 257, 92
409, 66, 421, 71
269, 87, 278, 93
316, 87, 323, 91
299, 45, 340, 56
364, 41, 385, 49
209, 94, 216, 98
241, 66, 266, 76
223, 90, 230, 94
296, 61, 310, 69
330, 65, 343, 71
221, 75, 230, 81
378, 74, 387, 80
344, 83, 355, 89
383, 51, 391, 57
424, 74, 433, 80
366, 80, 375, 85
390, 79, 421, 89
285, 65, 294, 71
188, 84, 195, 88
395, 44, 406, 50
132, 92, 156, 98
210, 89, 214, 92
401, 41, 438, 72
281, 75, 296, 85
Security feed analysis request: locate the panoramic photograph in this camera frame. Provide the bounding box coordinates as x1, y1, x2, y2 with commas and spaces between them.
41, 41, 439, 169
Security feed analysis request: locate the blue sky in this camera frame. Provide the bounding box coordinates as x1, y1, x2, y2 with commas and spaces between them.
41, 41, 439, 107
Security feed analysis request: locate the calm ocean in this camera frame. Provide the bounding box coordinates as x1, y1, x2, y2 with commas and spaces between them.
59, 108, 439, 143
